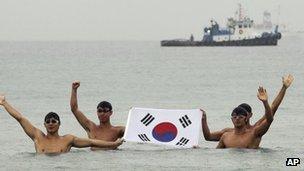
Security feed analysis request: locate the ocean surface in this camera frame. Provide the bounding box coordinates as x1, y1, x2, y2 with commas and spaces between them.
0, 34, 303, 170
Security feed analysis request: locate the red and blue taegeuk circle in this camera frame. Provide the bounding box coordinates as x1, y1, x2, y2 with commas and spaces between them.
152, 122, 178, 142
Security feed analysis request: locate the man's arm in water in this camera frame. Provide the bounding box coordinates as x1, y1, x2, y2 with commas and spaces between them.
254, 87, 273, 137
216, 134, 226, 148
118, 126, 125, 138
201, 109, 233, 141
254, 74, 293, 126
70, 81, 95, 132
0, 95, 42, 140
71, 135, 123, 149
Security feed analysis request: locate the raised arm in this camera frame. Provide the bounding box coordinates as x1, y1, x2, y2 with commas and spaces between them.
201, 109, 232, 141
271, 74, 294, 114
0, 95, 42, 140
254, 74, 294, 126
70, 81, 94, 132
71, 136, 123, 149
254, 87, 273, 137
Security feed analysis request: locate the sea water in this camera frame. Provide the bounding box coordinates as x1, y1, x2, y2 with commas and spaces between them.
0, 34, 303, 170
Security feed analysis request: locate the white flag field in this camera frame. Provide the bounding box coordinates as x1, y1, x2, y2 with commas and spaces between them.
123, 107, 202, 148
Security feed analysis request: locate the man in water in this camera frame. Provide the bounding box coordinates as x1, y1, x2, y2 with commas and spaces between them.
0, 95, 123, 154
70, 81, 125, 150
216, 86, 273, 148
201, 74, 294, 141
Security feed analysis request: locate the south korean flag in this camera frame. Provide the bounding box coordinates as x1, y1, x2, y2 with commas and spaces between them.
123, 107, 202, 148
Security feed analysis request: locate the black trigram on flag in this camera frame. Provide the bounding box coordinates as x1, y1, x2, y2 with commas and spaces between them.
141, 113, 155, 126
179, 115, 192, 128
138, 134, 150, 142
176, 137, 189, 146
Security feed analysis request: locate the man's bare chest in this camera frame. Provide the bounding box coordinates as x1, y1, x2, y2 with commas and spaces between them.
88, 127, 120, 141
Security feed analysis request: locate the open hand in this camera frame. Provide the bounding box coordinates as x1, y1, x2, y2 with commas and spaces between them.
72, 81, 80, 90
115, 138, 124, 146
257, 86, 268, 102
282, 74, 294, 88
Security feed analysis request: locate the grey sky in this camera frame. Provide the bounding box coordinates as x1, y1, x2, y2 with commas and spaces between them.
0, 0, 303, 41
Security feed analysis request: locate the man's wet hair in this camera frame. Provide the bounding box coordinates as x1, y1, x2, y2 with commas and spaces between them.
238, 103, 252, 113
231, 106, 248, 117
97, 101, 112, 111
44, 112, 61, 124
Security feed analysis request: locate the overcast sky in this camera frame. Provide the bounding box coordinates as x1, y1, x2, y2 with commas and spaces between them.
0, 0, 303, 41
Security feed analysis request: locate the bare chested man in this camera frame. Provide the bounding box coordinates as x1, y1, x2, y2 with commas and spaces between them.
0, 95, 123, 154
216, 86, 273, 148
201, 74, 294, 142
70, 81, 125, 150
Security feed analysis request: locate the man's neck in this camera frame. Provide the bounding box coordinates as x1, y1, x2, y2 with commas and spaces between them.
234, 126, 246, 134
46, 132, 60, 138
99, 121, 112, 128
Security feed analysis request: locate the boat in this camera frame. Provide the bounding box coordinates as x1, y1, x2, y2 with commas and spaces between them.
161, 4, 282, 47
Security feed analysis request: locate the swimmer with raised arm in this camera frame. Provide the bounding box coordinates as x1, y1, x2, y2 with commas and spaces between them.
216, 87, 273, 149
0, 95, 123, 154
70, 81, 125, 150
201, 74, 294, 142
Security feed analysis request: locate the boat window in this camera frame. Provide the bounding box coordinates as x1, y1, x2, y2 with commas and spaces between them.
244, 24, 248, 28
239, 25, 242, 28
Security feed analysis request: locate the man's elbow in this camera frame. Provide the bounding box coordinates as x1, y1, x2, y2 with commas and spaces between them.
16, 116, 25, 122
203, 135, 217, 141
267, 117, 274, 123
216, 145, 224, 149
203, 135, 211, 141
70, 105, 78, 113
266, 114, 274, 123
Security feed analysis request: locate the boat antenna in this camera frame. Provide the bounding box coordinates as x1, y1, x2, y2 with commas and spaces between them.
238, 3, 243, 21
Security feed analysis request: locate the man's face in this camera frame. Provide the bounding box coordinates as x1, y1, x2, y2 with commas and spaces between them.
97, 107, 112, 123
231, 114, 247, 128
44, 118, 60, 134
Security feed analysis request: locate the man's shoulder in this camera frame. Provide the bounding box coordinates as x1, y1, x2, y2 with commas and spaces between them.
222, 130, 234, 137
62, 134, 76, 141
221, 127, 234, 133
109, 126, 125, 133
35, 130, 46, 137
113, 126, 125, 130
92, 125, 124, 131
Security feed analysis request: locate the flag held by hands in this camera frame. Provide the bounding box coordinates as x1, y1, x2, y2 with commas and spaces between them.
124, 107, 201, 148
